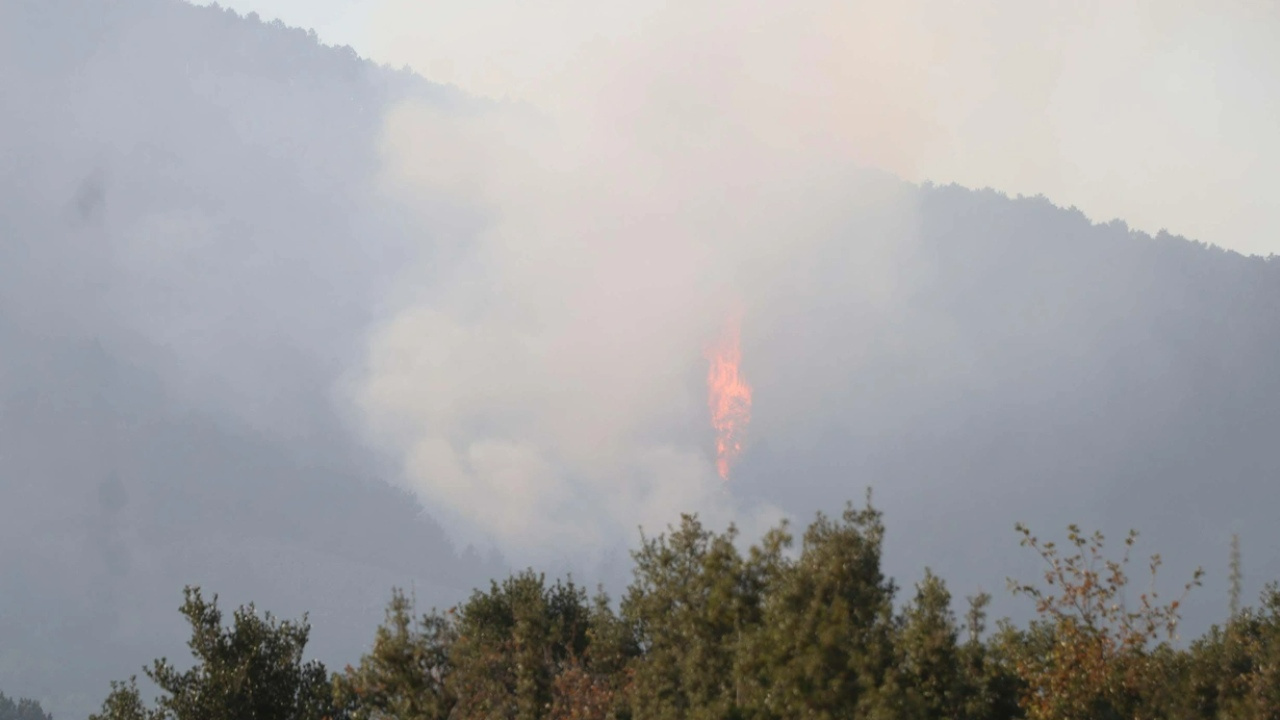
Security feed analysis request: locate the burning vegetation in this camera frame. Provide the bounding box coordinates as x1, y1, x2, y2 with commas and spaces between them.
706, 316, 752, 482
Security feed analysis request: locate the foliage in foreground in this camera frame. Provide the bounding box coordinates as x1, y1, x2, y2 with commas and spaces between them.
89, 497, 1280, 720
88, 587, 338, 720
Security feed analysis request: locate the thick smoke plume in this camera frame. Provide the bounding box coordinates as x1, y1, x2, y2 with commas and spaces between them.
368, 0, 1279, 252
355, 0, 1278, 568
353, 0, 928, 563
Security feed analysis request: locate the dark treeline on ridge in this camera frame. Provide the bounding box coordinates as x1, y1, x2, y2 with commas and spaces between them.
75, 497, 1278, 720
0, 692, 52, 720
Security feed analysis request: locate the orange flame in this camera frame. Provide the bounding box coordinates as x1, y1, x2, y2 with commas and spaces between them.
706, 316, 752, 482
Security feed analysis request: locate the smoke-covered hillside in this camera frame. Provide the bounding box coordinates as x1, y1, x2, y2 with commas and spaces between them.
2, 1, 1278, 717
736, 186, 1280, 630
0, 1, 498, 716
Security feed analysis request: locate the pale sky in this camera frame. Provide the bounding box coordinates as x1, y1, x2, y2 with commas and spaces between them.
193, 0, 1279, 257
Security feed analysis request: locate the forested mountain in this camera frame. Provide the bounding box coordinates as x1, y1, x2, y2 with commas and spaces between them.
0, 2, 497, 716
736, 185, 1280, 636
3, 1, 1280, 718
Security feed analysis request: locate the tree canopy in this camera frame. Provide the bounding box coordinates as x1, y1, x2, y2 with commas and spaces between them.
81, 495, 1280, 720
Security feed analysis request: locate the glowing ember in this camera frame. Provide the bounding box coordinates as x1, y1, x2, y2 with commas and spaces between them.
706, 315, 752, 482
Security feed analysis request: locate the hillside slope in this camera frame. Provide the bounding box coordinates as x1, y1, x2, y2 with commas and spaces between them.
0, 2, 496, 716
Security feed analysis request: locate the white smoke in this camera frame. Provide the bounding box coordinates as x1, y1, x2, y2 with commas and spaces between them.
352, 0, 1279, 563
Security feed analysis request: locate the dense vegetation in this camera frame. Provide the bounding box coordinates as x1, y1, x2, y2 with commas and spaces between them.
83, 497, 1278, 720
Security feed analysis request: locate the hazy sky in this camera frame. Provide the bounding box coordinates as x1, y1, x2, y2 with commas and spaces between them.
194, 0, 1279, 256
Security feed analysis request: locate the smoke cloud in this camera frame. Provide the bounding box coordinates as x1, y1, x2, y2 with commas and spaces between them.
354, 0, 1279, 570
368, 0, 1280, 251
353, 0, 940, 563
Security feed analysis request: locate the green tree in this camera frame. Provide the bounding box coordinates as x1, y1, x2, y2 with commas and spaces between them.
90, 586, 340, 720
1232, 585, 1280, 718
1229, 535, 1243, 619
549, 589, 639, 720
1187, 583, 1280, 720
89, 678, 160, 720
448, 571, 591, 720
1006, 524, 1202, 720
623, 515, 756, 720
733, 521, 795, 720
84, 500, 1280, 720
892, 569, 965, 718
955, 594, 1022, 720
747, 497, 899, 720
336, 589, 456, 720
